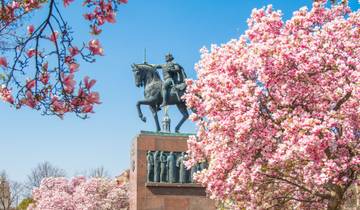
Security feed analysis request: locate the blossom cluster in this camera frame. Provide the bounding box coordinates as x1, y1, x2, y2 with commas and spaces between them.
0, 0, 127, 118
28, 176, 129, 210
184, 0, 359, 208
82, 0, 128, 35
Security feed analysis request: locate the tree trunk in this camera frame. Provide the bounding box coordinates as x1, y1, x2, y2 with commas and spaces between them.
327, 201, 341, 210
327, 185, 344, 210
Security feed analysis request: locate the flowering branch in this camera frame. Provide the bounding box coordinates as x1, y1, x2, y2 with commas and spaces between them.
0, 0, 127, 118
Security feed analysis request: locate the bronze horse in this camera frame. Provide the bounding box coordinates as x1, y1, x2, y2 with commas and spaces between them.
132, 63, 189, 133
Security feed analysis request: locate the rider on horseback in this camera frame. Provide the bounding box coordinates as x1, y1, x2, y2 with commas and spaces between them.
132, 54, 189, 133
154, 53, 187, 107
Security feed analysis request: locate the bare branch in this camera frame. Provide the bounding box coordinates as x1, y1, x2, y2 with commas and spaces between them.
88, 166, 110, 178
26, 161, 66, 192
333, 92, 351, 111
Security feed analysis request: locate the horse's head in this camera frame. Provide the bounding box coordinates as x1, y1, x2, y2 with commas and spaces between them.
131, 63, 144, 87
131, 63, 159, 87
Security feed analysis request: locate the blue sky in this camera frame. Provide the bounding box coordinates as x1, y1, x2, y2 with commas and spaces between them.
1, 0, 359, 182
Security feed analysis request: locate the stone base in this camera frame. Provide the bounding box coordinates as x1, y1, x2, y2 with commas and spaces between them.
129, 131, 216, 210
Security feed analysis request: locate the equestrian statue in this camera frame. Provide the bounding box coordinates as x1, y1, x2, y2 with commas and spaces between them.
132, 53, 189, 133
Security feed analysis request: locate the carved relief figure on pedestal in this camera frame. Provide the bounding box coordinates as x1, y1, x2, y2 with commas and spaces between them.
153, 151, 160, 182
146, 151, 154, 182
146, 150, 208, 184
159, 151, 167, 182
166, 152, 177, 183
177, 152, 188, 183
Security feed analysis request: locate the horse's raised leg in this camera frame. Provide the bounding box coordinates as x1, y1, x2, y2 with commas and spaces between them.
175, 102, 189, 133
136, 99, 153, 122
150, 105, 161, 132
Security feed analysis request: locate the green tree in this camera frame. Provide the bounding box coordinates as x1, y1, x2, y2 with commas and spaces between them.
17, 198, 33, 210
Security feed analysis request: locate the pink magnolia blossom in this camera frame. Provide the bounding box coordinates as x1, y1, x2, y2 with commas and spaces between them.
0, 86, 14, 104
82, 104, 94, 113
62, 73, 76, 94
0, 57, 8, 67
63, 0, 74, 7
69, 47, 79, 56
83, 13, 94, 21
40, 72, 49, 84
27, 25, 35, 35
51, 96, 67, 116
184, 1, 359, 209
84, 76, 96, 90
88, 39, 104, 55
29, 176, 129, 210
65, 55, 74, 64
91, 24, 102, 35
69, 63, 80, 73
105, 12, 116, 23
11, 1, 19, 9
26, 80, 36, 90
21, 91, 38, 108
86, 92, 100, 104
26, 48, 37, 58
49, 31, 59, 43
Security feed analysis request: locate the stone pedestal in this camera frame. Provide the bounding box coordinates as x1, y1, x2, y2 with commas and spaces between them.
129, 131, 216, 210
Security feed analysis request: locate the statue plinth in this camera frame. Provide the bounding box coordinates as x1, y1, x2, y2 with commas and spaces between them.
129, 131, 215, 210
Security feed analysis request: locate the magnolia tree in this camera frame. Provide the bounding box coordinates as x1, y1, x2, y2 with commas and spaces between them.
184, 1, 359, 209
0, 0, 127, 117
28, 176, 129, 210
